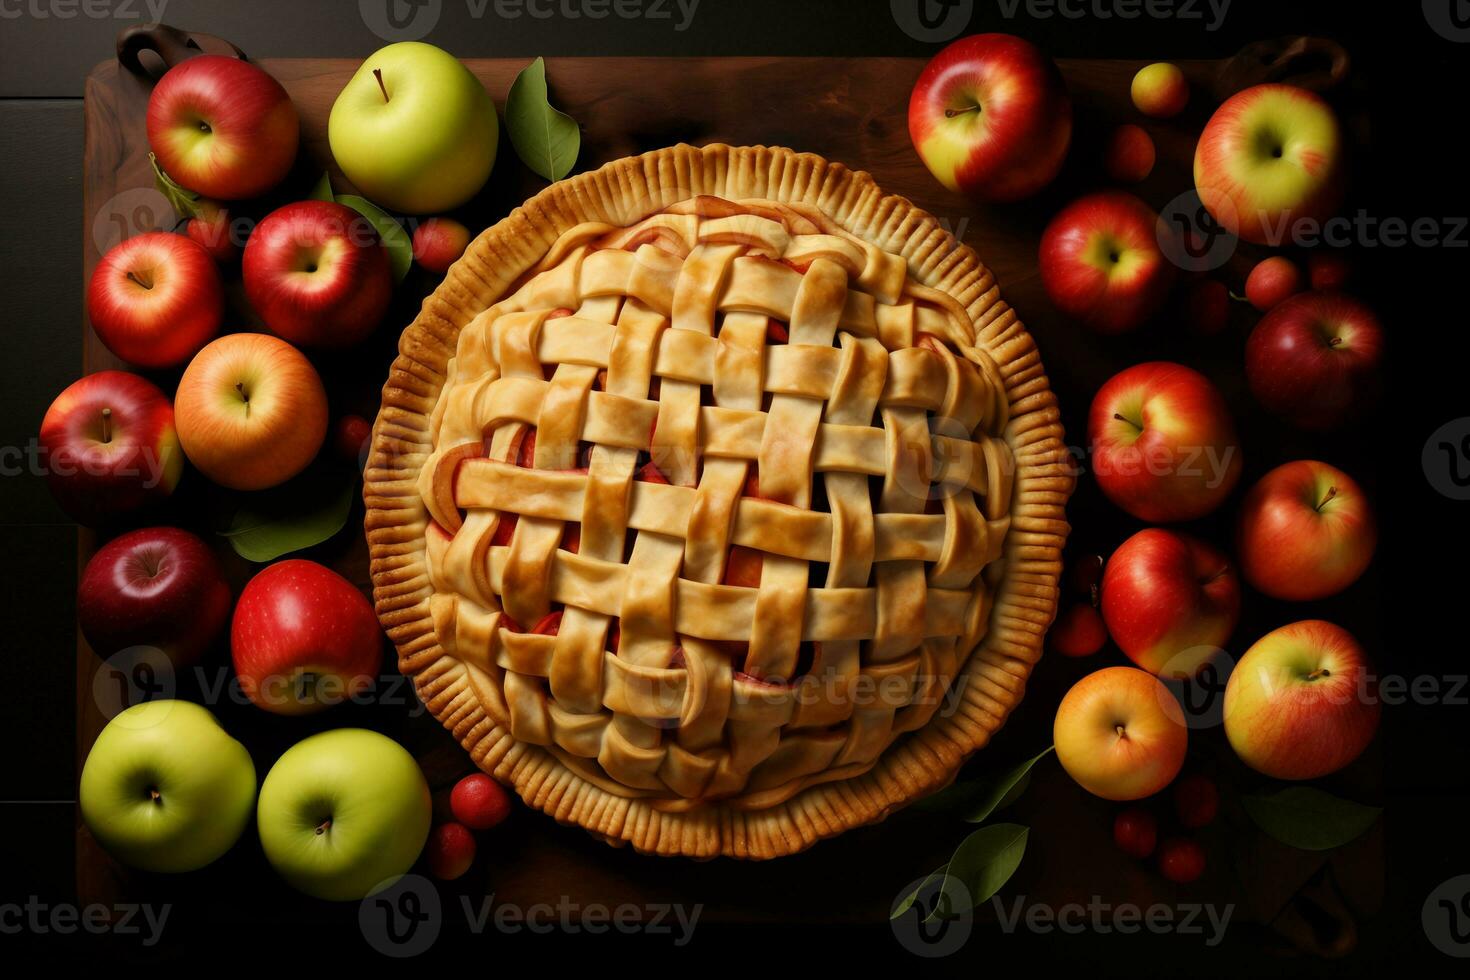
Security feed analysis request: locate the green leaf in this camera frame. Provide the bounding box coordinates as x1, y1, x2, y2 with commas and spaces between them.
890, 865, 948, 920
150, 152, 203, 220
927, 824, 1029, 921
1243, 786, 1382, 851
963, 746, 1053, 823
219, 467, 357, 563
505, 57, 580, 181
335, 193, 412, 283
309, 171, 334, 202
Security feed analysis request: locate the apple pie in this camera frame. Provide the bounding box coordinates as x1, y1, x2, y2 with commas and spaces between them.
366, 144, 1071, 859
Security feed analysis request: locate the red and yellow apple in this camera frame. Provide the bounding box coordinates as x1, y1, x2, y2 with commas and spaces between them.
87, 232, 223, 368
1088, 362, 1243, 522
1039, 192, 1175, 334
908, 33, 1072, 202
39, 371, 183, 525
1224, 620, 1379, 780
1245, 290, 1383, 431
412, 217, 471, 274
174, 333, 328, 491
1131, 62, 1189, 118
1054, 666, 1188, 801
1194, 83, 1344, 245
1244, 255, 1302, 312
1236, 460, 1376, 600
242, 200, 393, 349
231, 560, 382, 715
146, 55, 299, 200
1101, 528, 1240, 678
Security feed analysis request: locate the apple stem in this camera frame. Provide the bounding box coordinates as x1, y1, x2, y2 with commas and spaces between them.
1328, 336, 1343, 347
100, 407, 112, 444
1315, 485, 1339, 512
1114, 724, 1128, 740
943, 104, 981, 119
315, 818, 332, 835
373, 67, 389, 103
236, 381, 250, 419
1307, 667, 1332, 680
126, 270, 153, 290
148, 788, 161, 804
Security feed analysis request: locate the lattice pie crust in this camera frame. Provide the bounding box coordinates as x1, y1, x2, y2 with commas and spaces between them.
366, 145, 1071, 858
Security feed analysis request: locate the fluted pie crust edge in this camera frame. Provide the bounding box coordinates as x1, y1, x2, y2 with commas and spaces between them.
364, 144, 1072, 859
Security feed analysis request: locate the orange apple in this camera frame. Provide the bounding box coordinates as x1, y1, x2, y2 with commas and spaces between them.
175, 333, 327, 490
1054, 666, 1188, 801
1131, 63, 1188, 118
1224, 620, 1379, 780
1236, 460, 1376, 600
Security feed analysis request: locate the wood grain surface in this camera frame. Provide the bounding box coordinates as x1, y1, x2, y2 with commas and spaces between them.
77, 52, 1383, 937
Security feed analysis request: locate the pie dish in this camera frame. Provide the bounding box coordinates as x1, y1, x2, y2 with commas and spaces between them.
366, 144, 1071, 859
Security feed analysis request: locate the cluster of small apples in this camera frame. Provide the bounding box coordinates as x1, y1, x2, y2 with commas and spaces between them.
907, 41, 1383, 822
1113, 773, 1218, 884
69, 42, 516, 903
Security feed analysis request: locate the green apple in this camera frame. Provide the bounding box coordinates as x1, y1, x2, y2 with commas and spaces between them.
79, 700, 256, 873
328, 42, 497, 215
257, 728, 431, 901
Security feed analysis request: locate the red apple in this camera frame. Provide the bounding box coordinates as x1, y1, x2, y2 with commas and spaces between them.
1244, 255, 1302, 311
1101, 529, 1241, 679
450, 773, 512, 831
333, 414, 372, 467
242, 200, 392, 349
412, 217, 471, 274
1236, 460, 1376, 600
1157, 837, 1205, 883
231, 559, 382, 715
87, 232, 223, 368
1088, 362, 1243, 522
1245, 291, 1383, 430
1054, 666, 1188, 801
78, 527, 231, 667
1051, 603, 1108, 658
185, 201, 241, 263
1040, 192, 1175, 334
1194, 84, 1344, 246
1181, 278, 1230, 336
1307, 251, 1351, 290
908, 33, 1072, 202
1104, 124, 1155, 183
146, 55, 299, 200
1131, 63, 1189, 119
175, 333, 328, 491
426, 822, 476, 881
1113, 807, 1157, 859
1224, 620, 1379, 780
39, 372, 183, 525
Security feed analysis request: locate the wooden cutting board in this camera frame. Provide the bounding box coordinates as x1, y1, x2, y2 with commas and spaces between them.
77, 35, 1379, 940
